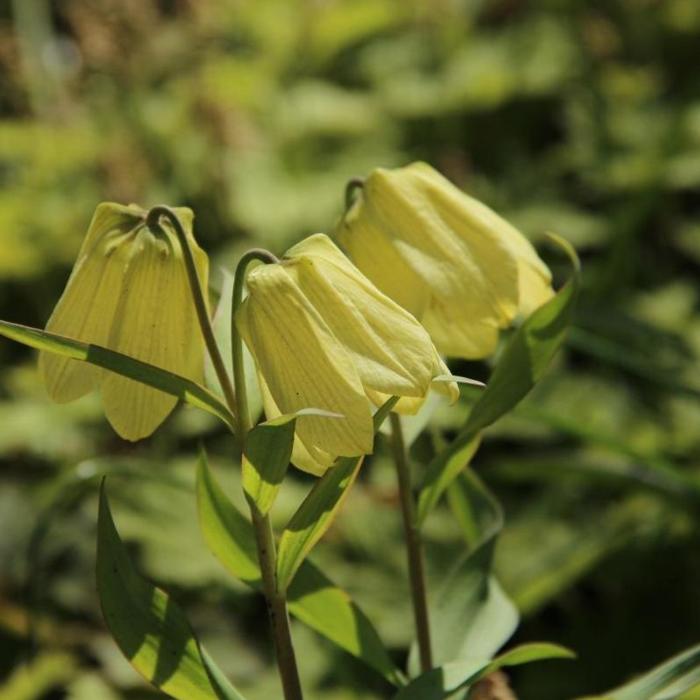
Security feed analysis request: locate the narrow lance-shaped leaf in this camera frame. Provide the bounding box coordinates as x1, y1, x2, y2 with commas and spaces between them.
275, 398, 397, 592
576, 643, 700, 700
97, 481, 245, 700
0, 320, 235, 431
395, 643, 574, 700
418, 237, 580, 522
196, 453, 403, 686
410, 471, 517, 674
276, 455, 363, 592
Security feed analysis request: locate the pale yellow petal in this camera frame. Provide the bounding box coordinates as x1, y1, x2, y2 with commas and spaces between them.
365, 166, 519, 331
365, 388, 426, 416
237, 263, 373, 458
408, 163, 553, 318
39, 205, 144, 402
257, 372, 334, 476
517, 260, 555, 316
422, 296, 501, 360
285, 234, 436, 399
101, 228, 203, 440
335, 204, 430, 319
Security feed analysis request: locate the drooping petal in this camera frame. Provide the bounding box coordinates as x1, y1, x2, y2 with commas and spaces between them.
100, 226, 205, 440
237, 263, 374, 458
285, 234, 436, 399
364, 165, 520, 330
408, 162, 554, 317
422, 297, 501, 360
257, 372, 335, 476
39, 204, 144, 402
336, 206, 430, 319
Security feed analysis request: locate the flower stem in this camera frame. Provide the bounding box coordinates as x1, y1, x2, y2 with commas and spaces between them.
231, 249, 279, 437
344, 176, 365, 212
389, 412, 433, 672
232, 249, 303, 700
145, 205, 238, 424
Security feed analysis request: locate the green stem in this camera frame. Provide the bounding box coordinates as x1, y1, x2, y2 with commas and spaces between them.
232, 249, 303, 700
250, 506, 304, 700
231, 249, 279, 439
145, 205, 238, 424
389, 412, 433, 672
344, 176, 365, 212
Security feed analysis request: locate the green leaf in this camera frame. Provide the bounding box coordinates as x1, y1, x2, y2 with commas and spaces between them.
417, 241, 579, 521
243, 410, 340, 516
97, 481, 244, 700
0, 320, 235, 431
412, 471, 517, 671
461, 237, 579, 436
273, 396, 398, 591
395, 642, 574, 699
196, 452, 261, 586
242, 415, 295, 516
577, 644, 700, 700
196, 453, 402, 686
417, 435, 481, 526
276, 456, 363, 592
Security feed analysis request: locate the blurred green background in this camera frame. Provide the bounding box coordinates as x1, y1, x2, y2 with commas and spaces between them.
1, 1, 700, 698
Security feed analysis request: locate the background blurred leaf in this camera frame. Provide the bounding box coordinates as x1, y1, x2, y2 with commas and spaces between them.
395, 642, 573, 700
577, 643, 700, 700
413, 471, 518, 671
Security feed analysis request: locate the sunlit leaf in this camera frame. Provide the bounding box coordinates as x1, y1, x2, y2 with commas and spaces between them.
395, 642, 573, 699
0, 320, 235, 431
96, 482, 244, 700
276, 455, 363, 591
418, 238, 579, 521
576, 643, 700, 700
243, 409, 341, 515
196, 453, 402, 685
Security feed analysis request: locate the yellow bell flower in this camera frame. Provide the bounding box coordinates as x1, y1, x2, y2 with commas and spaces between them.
236, 233, 457, 475
39, 202, 208, 441
336, 162, 554, 359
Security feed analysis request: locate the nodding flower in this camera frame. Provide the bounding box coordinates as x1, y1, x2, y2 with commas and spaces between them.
337, 162, 554, 359
39, 203, 208, 441
236, 233, 458, 475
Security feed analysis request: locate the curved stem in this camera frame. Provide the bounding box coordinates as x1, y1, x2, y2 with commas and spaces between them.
390, 412, 433, 672
231, 249, 279, 442
344, 176, 365, 212
231, 248, 303, 700
145, 205, 238, 423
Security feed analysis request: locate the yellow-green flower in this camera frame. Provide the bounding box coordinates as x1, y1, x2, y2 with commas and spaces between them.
336, 162, 554, 359
39, 203, 208, 441
236, 233, 457, 475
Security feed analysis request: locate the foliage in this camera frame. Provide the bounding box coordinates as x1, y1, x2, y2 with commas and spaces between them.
1, 1, 700, 698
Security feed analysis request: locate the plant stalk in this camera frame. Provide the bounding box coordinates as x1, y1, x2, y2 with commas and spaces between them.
232, 249, 303, 700
145, 205, 238, 422
389, 412, 433, 672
